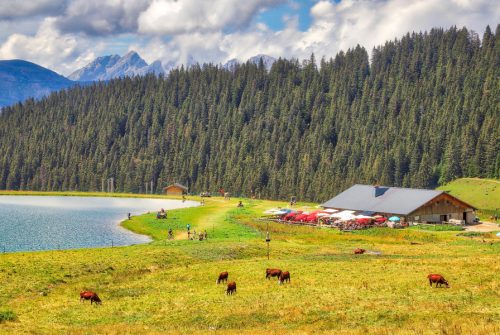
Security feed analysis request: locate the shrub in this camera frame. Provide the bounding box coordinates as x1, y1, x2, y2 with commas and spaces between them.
0, 310, 16, 323
411, 224, 464, 231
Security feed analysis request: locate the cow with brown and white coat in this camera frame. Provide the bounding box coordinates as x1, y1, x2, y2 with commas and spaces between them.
217, 271, 229, 284
266, 268, 282, 280
80, 291, 102, 305
427, 274, 450, 288
226, 281, 237, 295
278, 271, 290, 285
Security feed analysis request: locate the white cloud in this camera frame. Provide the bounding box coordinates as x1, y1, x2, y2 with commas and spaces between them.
298, 0, 500, 58
56, 0, 151, 35
0, 18, 98, 75
0, 0, 67, 19
0, 0, 498, 75
133, 0, 500, 71
137, 0, 283, 34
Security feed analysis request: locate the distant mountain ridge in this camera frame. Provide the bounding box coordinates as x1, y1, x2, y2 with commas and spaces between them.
71, 51, 278, 82
0, 52, 277, 107
0, 59, 78, 107
68, 51, 165, 81
67, 55, 120, 81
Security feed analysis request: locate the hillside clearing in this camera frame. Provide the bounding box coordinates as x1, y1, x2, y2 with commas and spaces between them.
438, 178, 500, 211
439, 178, 500, 222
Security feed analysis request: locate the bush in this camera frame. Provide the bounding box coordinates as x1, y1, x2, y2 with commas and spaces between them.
0, 310, 16, 323
411, 224, 464, 231
456, 231, 494, 238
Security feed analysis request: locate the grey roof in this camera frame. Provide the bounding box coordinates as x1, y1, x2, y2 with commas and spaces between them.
321, 184, 444, 215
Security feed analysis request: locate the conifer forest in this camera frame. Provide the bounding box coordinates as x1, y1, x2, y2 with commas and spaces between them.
0, 26, 498, 201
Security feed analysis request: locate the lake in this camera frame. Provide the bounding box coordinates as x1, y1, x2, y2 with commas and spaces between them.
0, 196, 198, 252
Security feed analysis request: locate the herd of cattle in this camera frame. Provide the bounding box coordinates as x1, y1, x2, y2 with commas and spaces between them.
216, 268, 291, 295
78, 247, 450, 304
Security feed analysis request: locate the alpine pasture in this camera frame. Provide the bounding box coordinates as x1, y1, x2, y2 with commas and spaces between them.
0, 195, 498, 334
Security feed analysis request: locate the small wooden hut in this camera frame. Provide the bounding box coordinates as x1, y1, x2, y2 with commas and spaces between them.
163, 183, 188, 196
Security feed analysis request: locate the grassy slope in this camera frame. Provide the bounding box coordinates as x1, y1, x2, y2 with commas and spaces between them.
439, 178, 500, 220
438, 178, 500, 211
0, 196, 499, 334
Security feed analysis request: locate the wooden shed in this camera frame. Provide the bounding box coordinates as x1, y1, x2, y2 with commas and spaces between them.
163, 183, 188, 196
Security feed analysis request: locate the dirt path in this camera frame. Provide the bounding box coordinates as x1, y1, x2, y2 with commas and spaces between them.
464, 221, 499, 232
175, 197, 236, 239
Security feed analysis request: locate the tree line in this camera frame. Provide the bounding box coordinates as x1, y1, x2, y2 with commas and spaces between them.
0, 25, 498, 202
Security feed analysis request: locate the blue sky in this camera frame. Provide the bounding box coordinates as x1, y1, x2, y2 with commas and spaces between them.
253, 1, 314, 32
0, 0, 498, 75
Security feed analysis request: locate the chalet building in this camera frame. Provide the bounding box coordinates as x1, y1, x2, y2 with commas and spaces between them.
321, 184, 476, 224
163, 183, 188, 196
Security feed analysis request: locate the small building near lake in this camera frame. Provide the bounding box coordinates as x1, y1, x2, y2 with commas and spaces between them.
163, 183, 188, 196
321, 184, 476, 224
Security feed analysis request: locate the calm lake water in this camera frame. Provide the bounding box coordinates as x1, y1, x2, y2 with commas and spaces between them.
0, 196, 198, 252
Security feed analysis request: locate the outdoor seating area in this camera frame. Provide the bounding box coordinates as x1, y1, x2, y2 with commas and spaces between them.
262, 208, 403, 231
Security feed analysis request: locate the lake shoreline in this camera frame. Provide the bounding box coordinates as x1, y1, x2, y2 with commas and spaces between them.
0, 190, 185, 200
0, 194, 199, 253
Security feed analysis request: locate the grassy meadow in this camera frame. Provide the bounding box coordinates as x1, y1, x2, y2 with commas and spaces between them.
0, 194, 499, 335
438, 178, 500, 220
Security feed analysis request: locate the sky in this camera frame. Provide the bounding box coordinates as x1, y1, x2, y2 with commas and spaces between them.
0, 0, 498, 76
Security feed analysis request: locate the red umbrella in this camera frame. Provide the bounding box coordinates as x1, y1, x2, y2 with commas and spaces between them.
375, 217, 387, 223
356, 218, 371, 224
284, 211, 301, 221
295, 213, 309, 222
305, 213, 319, 221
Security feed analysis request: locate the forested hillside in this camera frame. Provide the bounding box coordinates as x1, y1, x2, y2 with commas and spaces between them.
0, 26, 498, 201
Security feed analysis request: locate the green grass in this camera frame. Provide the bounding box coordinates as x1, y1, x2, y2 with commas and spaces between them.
0, 310, 16, 323
0, 195, 499, 334
439, 178, 500, 212
410, 224, 465, 231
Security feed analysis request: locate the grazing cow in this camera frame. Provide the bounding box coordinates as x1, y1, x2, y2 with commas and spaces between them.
279, 271, 290, 285
226, 281, 237, 295
217, 271, 229, 284
266, 268, 282, 280
80, 291, 102, 305
354, 248, 366, 254
427, 274, 449, 288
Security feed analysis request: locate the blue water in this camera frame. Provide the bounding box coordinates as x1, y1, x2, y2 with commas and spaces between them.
0, 196, 197, 252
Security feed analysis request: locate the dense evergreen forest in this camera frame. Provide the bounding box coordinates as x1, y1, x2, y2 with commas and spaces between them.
0, 26, 498, 201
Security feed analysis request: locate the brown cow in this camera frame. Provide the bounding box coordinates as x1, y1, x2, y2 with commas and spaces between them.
354, 248, 366, 254
80, 291, 102, 305
226, 281, 237, 295
217, 271, 229, 284
266, 268, 282, 280
279, 271, 290, 285
427, 274, 449, 288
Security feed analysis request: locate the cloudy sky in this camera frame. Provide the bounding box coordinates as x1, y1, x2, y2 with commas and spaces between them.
0, 0, 498, 75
